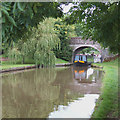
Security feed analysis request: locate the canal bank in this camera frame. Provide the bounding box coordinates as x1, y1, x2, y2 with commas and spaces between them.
91, 59, 118, 118
0, 63, 73, 73
0, 58, 71, 73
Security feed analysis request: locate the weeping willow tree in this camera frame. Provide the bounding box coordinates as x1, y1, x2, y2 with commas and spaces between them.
8, 17, 60, 67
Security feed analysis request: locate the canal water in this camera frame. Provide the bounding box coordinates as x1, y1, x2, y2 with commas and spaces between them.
2, 66, 103, 118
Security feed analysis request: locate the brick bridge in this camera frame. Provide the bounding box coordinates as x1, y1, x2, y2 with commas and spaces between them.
70, 37, 109, 62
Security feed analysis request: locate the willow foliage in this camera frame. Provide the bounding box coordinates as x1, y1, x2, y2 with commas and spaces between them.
8, 18, 60, 66
8, 43, 22, 64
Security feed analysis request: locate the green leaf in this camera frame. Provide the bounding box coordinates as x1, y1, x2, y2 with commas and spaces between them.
33, 5, 37, 13
3, 5, 11, 11
2, 16, 6, 23
13, 3, 17, 16
1, 8, 9, 16
27, 5, 34, 19
8, 16, 17, 27
17, 2, 24, 11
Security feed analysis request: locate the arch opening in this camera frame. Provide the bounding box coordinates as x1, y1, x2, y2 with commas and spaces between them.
72, 45, 102, 63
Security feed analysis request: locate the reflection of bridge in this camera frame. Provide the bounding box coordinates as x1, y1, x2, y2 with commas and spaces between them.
70, 37, 110, 62
67, 82, 102, 94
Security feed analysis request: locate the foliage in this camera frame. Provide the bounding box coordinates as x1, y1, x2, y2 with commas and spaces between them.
55, 58, 68, 64
7, 42, 22, 64
78, 48, 99, 54
8, 18, 60, 66
1, 2, 63, 51
67, 24, 77, 38
74, 23, 84, 37
92, 59, 118, 118
53, 18, 76, 61
65, 2, 120, 54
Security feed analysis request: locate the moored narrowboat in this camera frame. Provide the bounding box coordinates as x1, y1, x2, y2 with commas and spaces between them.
73, 54, 90, 66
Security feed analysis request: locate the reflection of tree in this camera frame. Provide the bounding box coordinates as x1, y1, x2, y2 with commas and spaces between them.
52, 68, 84, 106
2, 67, 84, 118
52, 68, 73, 106
2, 67, 103, 118
2, 68, 59, 118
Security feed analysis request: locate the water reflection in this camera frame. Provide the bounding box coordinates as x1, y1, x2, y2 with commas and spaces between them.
2, 66, 103, 118
73, 66, 102, 84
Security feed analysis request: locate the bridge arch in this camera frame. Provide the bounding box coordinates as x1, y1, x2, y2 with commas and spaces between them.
72, 45, 102, 62
73, 45, 101, 53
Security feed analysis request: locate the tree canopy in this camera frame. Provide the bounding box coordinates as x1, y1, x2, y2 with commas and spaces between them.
65, 2, 120, 53
8, 17, 60, 66
1, 2, 63, 48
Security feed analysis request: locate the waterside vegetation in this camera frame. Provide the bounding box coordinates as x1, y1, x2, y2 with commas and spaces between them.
92, 58, 118, 118
1, 58, 68, 70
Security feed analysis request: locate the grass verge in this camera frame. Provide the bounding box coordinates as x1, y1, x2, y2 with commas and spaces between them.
55, 58, 69, 64
1, 64, 35, 70
1, 61, 34, 70
91, 59, 118, 118
1, 58, 69, 70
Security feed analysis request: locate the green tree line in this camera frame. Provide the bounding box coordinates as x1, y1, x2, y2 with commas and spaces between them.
1, 2, 62, 52
65, 2, 120, 54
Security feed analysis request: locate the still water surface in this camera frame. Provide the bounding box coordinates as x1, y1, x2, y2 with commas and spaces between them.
2, 66, 103, 118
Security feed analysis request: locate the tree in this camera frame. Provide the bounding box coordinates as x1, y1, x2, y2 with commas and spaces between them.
8, 18, 60, 66
65, 2, 120, 54
1, 2, 63, 52
53, 18, 76, 61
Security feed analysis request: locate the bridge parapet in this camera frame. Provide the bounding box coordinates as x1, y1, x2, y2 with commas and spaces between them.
70, 37, 101, 50
70, 37, 95, 45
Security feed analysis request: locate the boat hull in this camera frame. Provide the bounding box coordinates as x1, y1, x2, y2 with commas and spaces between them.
73, 62, 91, 66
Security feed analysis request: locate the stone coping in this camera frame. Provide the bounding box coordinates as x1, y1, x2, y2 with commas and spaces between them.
0, 65, 37, 73
55, 63, 73, 67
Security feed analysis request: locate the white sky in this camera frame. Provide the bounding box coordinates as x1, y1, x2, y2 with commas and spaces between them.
61, 3, 74, 13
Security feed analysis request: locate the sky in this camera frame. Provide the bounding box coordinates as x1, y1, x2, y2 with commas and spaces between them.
61, 3, 74, 13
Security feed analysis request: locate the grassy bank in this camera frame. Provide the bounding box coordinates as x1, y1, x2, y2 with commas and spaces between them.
92, 59, 118, 118
1, 63, 34, 70
1, 58, 69, 70
55, 58, 69, 64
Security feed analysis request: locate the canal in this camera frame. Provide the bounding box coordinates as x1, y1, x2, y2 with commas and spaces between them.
2, 66, 103, 118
